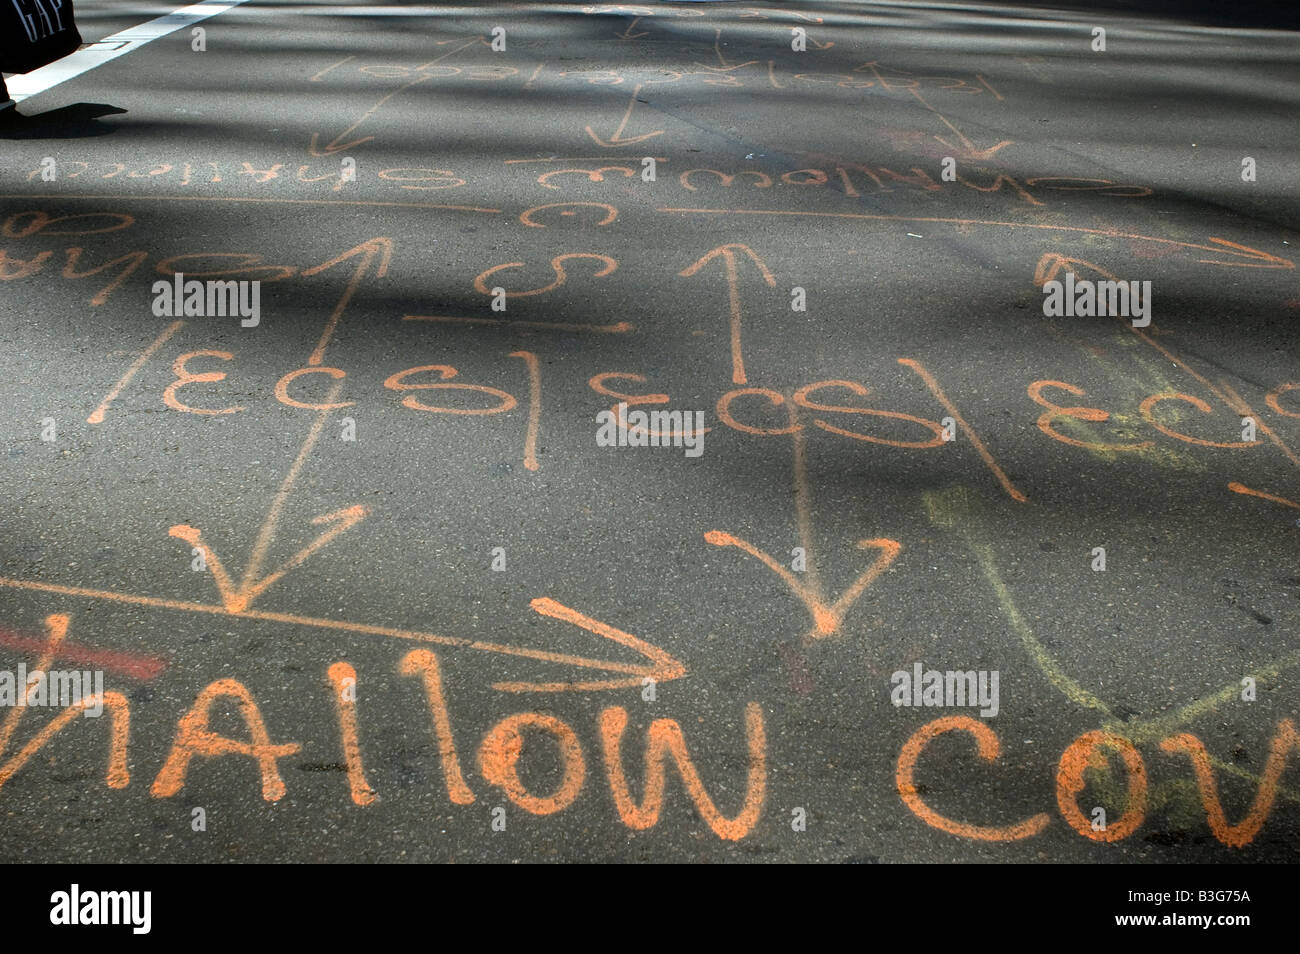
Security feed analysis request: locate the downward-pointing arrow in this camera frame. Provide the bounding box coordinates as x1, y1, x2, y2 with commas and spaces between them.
893, 84, 1013, 160
615, 16, 648, 40
706, 531, 901, 640
696, 28, 759, 72
705, 424, 901, 641
170, 505, 368, 615
308, 36, 482, 155
169, 381, 365, 614
586, 84, 664, 147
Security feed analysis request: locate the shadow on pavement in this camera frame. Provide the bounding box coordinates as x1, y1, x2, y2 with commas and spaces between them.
0, 103, 128, 139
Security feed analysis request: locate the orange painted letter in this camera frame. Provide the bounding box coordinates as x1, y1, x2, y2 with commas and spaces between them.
151, 678, 301, 801
1055, 730, 1147, 842
479, 712, 585, 815
1160, 720, 1299, 848
896, 716, 1050, 841
599, 702, 767, 841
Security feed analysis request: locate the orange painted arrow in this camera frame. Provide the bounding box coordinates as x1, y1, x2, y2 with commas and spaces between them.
169, 377, 365, 614
0, 581, 687, 694
705, 420, 902, 642
1033, 252, 1122, 287
1228, 482, 1300, 511
495, 598, 686, 692
905, 88, 1012, 160
658, 209, 1296, 272
932, 124, 1013, 161
679, 243, 777, 385
586, 83, 664, 147
308, 37, 482, 155
696, 28, 760, 72
707, 531, 901, 640
616, 16, 648, 39
302, 237, 393, 366
170, 506, 367, 615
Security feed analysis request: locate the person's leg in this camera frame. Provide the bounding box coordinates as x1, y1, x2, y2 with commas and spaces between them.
0, 74, 21, 125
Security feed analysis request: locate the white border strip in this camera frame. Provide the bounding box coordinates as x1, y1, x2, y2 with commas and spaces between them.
7, 0, 253, 102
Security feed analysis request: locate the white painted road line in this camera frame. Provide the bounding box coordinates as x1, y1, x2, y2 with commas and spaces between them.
6, 0, 254, 103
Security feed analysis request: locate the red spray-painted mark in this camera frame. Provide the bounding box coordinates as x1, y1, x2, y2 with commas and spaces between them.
0, 625, 167, 680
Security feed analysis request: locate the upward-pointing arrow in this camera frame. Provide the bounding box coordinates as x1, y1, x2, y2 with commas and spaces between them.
679, 243, 777, 386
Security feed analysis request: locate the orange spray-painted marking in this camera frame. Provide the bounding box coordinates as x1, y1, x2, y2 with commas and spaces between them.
657, 209, 1294, 270
0, 614, 131, 790
502, 597, 687, 693
474, 253, 617, 299
599, 703, 766, 841
1, 194, 501, 214
480, 712, 586, 815
173, 508, 367, 616
589, 371, 713, 442
679, 243, 776, 386
237, 381, 351, 603
1055, 731, 1147, 842
383, 365, 516, 415
151, 678, 301, 801
585, 83, 665, 146
715, 387, 801, 436
536, 166, 635, 190
900, 358, 1027, 502
274, 366, 355, 410
1160, 720, 1299, 848
163, 350, 245, 416
793, 379, 946, 448
0, 248, 52, 279
309, 54, 354, 82
790, 419, 823, 602
1217, 381, 1300, 471
1228, 482, 1300, 510
0, 613, 69, 755
0, 691, 130, 791
518, 201, 618, 228
896, 716, 1051, 841
169, 381, 363, 614
326, 662, 376, 806
405, 314, 633, 334
1266, 382, 1300, 419
62, 247, 149, 305
308, 36, 482, 155
398, 650, 475, 804
302, 238, 393, 366
905, 87, 1013, 161
1138, 392, 1258, 449
1027, 379, 1153, 452
88, 320, 183, 423
0, 577, 686, 693
509, 350, 542, 471
3, 209, 134, 237
706, 398, 901, 641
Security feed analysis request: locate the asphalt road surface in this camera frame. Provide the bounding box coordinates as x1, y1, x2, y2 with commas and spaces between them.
1, 0, 1298, 863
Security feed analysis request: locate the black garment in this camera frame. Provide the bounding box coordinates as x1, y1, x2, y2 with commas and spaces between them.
1, 0, 82, 74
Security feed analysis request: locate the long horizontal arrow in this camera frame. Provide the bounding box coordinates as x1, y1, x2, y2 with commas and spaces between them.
0, 578, 686, 694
